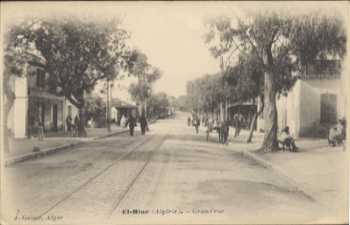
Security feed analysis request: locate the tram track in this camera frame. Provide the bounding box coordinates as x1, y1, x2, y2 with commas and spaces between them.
108, 135, 167, 216
37, 134, 158, 218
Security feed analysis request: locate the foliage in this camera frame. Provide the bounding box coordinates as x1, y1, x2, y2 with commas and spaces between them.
9, 18, 131, 108
147, 92, 171, 118
172, 95, 191, 111
5, 17, 133, 136
187, 73, 227, 115
205, 11, 346, 151
85, 95, 106, 122
127, 49, 162, 103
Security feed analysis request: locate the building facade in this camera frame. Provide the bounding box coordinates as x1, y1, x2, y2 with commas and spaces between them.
7, 65, 78, 138
257, 60, 346, 138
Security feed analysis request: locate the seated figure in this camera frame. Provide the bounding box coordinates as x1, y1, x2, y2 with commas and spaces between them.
328, 119, 346, 147
278, 126, 297, 152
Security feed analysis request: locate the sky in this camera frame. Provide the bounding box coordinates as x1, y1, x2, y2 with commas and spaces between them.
2, 1, 347, 100
121, 6, 221, 97
2, 2, 243, 99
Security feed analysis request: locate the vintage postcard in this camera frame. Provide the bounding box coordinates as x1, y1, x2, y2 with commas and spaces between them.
1, 1, 349, 225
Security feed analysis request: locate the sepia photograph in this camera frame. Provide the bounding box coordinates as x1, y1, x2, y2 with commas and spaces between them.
1, 1, 349, 224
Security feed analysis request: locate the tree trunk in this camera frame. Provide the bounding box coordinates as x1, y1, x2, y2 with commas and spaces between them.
261, 70, 279, 151
247, 95, 264, 143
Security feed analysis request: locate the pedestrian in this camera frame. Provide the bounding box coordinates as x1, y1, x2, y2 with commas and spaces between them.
217, 119, 223, 143
120, 114, 126, 128
234, 113, 244, 137
37, 121, 45, 141
74, 115, 80, 137
187, 116, 191, 127
192, 116, 200, 134
206, 119, 214, 142
140, 113, 148, 135
126, 114, 136, 136
219, 119, 228, 144
66, 114, 73, 136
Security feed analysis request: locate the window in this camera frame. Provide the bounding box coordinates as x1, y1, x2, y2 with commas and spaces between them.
321, 93, 337, 124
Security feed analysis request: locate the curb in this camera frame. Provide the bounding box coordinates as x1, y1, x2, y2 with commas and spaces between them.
230, 147, 316, 202
5, 129, 128, 167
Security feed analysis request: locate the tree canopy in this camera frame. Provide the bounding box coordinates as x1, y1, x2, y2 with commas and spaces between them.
4, 17, 134, 136
205, 11, 346, 151
127, 49, 162, 105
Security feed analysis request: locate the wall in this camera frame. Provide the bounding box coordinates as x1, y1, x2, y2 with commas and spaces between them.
298, 80, 321, 137
241, 75, 345, 139
13, 77, 28, 138
305, 79, 345, 119
276, 80, 301, 137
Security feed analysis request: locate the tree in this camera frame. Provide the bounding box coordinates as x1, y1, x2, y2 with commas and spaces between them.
206, 12, 346, 151
173, 95, 191, 111
223, 53, 265, 143
187, 73, 229, 119
7, 18, 131, 137
85, 95, 106, 127
127, 49, 162, 115
147, 92, 170, 119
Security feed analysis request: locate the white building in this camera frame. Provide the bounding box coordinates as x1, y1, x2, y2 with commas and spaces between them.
258, 60, 346, 138
7, 65, 78, 138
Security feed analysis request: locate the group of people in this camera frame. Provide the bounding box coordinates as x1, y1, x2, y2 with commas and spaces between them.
121, 112, 149, 136
188, 115, 230, 144
66, 114, 80, 137
187, 113, 300, 149
328, 118, 346, 147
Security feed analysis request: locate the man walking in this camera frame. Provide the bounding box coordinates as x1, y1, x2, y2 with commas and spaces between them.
73, 115, 80, 137
140, 112, 148, 135
187, 116, 191, 127
66, 114, 72, 136
127, 114, 136, 136
193, 116, 200, 134
222, 119, 230, 144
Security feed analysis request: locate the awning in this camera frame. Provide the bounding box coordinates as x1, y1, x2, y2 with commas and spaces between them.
110, 98, 137, 109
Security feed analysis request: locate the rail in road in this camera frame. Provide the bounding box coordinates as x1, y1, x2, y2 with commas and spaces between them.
108, 135, 167, 216
37, 134, 167, 218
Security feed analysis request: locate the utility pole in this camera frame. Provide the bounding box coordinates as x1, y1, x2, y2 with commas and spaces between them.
106, 78, 111, 132
138, 72, 147, 117
220, 55, 225, 121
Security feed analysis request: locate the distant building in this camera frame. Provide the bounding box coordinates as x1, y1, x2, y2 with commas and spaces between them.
7, 64, 78, 138
110, 98, 137, 125
227, 99, 257, 129
258, 60, 346, 138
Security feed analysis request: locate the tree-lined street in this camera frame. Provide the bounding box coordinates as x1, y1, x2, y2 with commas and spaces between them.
2, 2, 348, 225
4, 112, 346, 224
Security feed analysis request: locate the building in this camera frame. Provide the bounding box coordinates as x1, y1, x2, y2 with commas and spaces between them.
7, 64, 78, 138
110, 98, 138, 125
227, 99, 257, 129
258, 60, 346, 138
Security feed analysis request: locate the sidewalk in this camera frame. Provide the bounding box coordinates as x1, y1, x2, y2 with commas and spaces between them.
227, 129, 348, 223
5, 126, 128, 166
